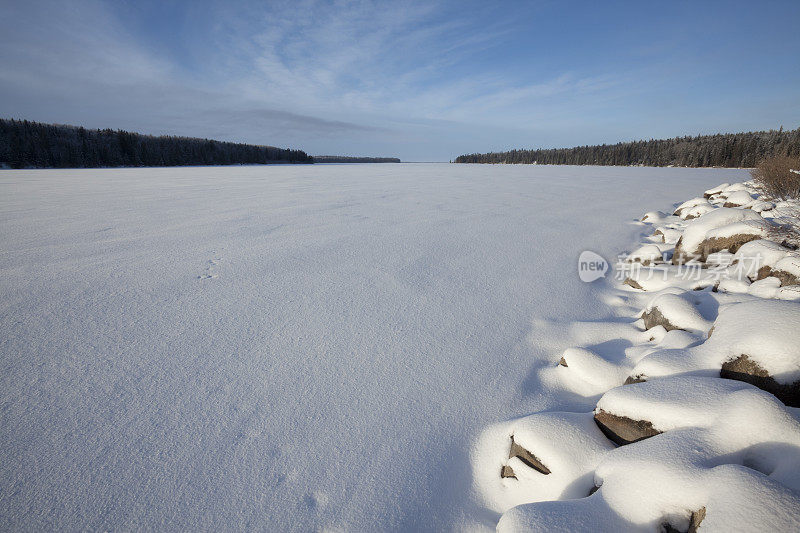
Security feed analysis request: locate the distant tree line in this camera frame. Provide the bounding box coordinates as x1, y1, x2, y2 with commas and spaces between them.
454, 128, 800, 168
313, 156, 400, 163
0, 118, 313, 168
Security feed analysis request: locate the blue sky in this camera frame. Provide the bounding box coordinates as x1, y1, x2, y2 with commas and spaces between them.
1, 0, 799, 161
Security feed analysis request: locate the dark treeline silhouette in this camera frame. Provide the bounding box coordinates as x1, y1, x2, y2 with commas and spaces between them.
455, 128, 800, 168
313, 156, 400, 163
0, 118, 313, 168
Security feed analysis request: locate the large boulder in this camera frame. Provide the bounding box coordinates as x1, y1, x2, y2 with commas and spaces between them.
705, 300, 800, 406
733, 239, 793, 280
697, 221, 768, 260
673, 208, 764, 264
771, 256, 800, 286
594, 377, 756, 445
722, 190, 754, 208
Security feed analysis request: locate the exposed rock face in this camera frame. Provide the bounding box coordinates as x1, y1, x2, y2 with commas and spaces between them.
699, 233, 761, 260
593, 409, 662, 446
755, 265, 799, 286
500, 435, 551, 478
720, 354, 800, 407
773, 271, 800, 287
756, 265, 774, 280
641, 307, 680, 331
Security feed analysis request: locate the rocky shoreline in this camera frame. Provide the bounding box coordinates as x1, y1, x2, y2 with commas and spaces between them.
474, 180, 800, 531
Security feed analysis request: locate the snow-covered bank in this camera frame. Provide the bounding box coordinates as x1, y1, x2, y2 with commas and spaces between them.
476, 177, 800, 531
0, 164, 745, 530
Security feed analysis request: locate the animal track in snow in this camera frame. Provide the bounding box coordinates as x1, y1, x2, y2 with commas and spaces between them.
198, 254, 221, 280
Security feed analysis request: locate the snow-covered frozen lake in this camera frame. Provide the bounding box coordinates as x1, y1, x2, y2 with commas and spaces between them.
0, 163, 748, 530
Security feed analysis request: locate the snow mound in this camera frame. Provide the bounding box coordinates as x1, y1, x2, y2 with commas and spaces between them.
473, 411, 615, 512
641, 210, 667, 222
557, 347, 631, 395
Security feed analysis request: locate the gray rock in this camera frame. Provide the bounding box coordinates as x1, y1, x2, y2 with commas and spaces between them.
720, 354, 800, 407
594, 409, 662, 446
500, 435, 551, 478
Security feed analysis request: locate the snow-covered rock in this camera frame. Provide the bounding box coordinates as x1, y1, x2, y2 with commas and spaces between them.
750, 199, 776, 213
473, 411, 616, 512
771, 255, 800, 286
503, 377, 800, 532
641, 210, 668, 222
640, 292, 713, 333
733, 239, 793, 279
698, 220, 770, 260
673, 208, 764, 264
719, 182, 751, 196
673, 197, 714, 219
708, 300, 800, 405
557, 347, 631, 395
652, 227, 682, 244
598, 377, 755, 432
722, 190, 755, 208
747, 276, 783, 298
626, 244, 663, 265
704, 183, 730, 198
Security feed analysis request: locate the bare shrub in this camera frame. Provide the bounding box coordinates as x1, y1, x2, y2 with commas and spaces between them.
751, 155, 800, 200
766, 209, 800, 250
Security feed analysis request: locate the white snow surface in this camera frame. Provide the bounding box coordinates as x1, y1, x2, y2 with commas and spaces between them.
0, 164, 744, 531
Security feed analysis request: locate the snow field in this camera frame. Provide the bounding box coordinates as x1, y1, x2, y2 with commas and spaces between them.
1, 164, 746, 531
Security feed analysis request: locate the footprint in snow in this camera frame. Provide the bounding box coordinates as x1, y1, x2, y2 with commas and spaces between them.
198, 254, 221, 280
